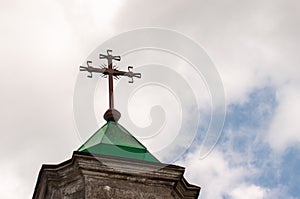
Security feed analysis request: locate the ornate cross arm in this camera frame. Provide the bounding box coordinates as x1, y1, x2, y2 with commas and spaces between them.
79, 50, 141, 122
112, 66, 141, 83
80, 62, 141, 83
79, 61, 106, 78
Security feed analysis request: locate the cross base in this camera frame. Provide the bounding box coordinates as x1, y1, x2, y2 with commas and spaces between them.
104, 108, 121, 122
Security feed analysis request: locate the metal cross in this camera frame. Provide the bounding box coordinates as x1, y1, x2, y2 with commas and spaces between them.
79, 49, 141, 122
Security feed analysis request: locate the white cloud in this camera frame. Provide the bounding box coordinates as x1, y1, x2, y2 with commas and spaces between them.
176, 143, 289, 199
229, 184, 268, 199
176, 148, 249, 199
266, 82, 300, 151
57, 0, 126, 54
0, 163, 31, 199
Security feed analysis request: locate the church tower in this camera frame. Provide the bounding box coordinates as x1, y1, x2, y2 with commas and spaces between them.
32, 50, 200, 199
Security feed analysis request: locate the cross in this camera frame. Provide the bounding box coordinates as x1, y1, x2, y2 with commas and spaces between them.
79, 49, 141, 122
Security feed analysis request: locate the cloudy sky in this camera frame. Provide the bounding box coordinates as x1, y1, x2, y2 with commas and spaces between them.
1, 0, 300, 198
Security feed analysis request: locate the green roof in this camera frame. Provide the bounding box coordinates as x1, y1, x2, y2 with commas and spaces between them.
78, 121, 160, 163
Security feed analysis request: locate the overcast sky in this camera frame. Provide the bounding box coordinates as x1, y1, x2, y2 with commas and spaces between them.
1, 0, 300, 198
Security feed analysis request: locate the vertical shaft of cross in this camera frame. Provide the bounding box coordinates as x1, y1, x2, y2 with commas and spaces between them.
108, 56, 114, 109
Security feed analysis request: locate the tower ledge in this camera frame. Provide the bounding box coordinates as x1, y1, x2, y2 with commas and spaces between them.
33, 151, 200, 199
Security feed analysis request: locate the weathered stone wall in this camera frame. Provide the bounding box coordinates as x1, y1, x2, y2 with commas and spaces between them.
33, 152, 200, 199
84, 176, 174, 199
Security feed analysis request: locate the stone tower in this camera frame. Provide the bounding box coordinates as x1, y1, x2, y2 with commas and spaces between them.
32, 121, 200, 198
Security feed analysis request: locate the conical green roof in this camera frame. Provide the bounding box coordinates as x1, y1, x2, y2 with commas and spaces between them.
78, 121, 160, 163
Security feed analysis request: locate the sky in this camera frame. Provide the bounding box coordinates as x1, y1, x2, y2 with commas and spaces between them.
0, 0, 300, 198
